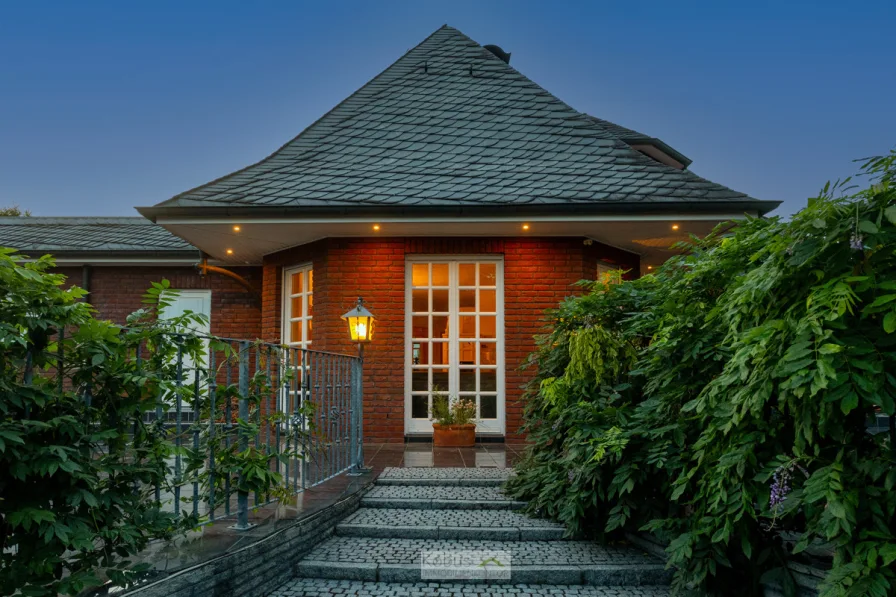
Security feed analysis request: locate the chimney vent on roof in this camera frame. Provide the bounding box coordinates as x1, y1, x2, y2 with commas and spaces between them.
483, 44, 511, 64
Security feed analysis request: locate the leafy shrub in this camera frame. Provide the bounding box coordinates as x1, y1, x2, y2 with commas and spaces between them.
505, 152, 896, 596
0, 253, 301, 595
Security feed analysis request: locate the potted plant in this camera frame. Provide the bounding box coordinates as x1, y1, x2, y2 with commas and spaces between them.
431, 389, 477, 447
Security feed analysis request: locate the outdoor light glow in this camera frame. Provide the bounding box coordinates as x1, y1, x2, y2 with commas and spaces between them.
342, 298, 376, 343
233, 225, 241, 232
672, 224, 680, 230
522, 223, 530, 230
373, 224, 381, 231
648, 265, 653, 270
226, 249, 234, 255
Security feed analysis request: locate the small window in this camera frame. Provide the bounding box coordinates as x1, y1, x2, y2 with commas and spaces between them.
283, 265, 313, 348
596, 262, 622, 285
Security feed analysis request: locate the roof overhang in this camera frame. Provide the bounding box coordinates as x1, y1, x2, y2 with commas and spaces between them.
138, 200, 779, 220
142, 209, 765, 268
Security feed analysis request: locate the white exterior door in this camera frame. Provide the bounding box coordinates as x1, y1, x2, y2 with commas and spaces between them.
160, 290, 212, 412
405, 258, 504, 435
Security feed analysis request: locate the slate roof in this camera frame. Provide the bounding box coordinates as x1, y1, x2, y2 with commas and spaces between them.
0, 217, 197, 255
145, 25, 777, 216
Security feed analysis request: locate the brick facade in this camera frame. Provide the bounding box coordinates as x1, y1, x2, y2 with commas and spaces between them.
261, 237, 639, 443
51, 237, 638, 444
57, 265, 263, 339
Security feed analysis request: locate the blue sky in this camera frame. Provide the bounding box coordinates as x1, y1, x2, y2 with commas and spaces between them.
1, 1, 893, 217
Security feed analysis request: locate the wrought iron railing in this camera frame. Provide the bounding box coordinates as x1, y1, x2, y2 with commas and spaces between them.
45, 329, 364, 530
154, 336, 364, 529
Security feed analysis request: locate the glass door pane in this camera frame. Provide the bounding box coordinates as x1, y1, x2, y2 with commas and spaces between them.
408, 262, 452, 425
456, 262, 500, 429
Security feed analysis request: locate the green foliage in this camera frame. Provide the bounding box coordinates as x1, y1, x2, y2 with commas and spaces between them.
0, 251, 304, 595
505, 151, 896, 596
0, 251, 192, 595
0, 204, 31, 216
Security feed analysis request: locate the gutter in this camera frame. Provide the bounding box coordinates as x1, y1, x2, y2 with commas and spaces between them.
137, 199, 782, 221
16, 250, 201, 266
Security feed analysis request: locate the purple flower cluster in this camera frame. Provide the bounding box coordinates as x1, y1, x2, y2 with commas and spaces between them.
770, 469, 791, 509
850, 233, 865, 251
567, 469, 576, 483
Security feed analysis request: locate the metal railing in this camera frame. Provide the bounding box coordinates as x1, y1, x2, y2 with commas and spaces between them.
155, 336, 364, 529
46, 328, 364, 530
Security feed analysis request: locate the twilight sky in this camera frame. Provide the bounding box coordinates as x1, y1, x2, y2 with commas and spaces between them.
1, 0, 893, 218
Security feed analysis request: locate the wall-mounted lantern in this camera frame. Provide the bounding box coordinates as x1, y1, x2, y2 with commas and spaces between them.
341, 297, 375, 356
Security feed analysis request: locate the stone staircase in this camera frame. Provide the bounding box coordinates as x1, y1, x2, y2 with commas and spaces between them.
271, 467, 671, 596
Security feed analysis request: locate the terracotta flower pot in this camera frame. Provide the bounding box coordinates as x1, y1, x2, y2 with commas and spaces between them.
432, 423, 476, 447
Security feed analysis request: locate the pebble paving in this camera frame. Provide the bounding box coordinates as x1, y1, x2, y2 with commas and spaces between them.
270, 579, 671, 596
273, 467, 669, 596
378, 467, 516, 480
364, 486, 510, 501
343, 509, 562, 529
305, 537, 649, 565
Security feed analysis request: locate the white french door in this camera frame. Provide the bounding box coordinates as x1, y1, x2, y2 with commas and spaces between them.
405, 258, 504, 435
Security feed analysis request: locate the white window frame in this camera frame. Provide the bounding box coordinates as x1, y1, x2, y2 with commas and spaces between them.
404, 256, 505, 436
282, 264, 313, 348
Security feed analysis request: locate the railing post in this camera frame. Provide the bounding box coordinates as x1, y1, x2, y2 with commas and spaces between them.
173, 342, 183, 516
348, 351, 368, 475
300, 350, 310, 489
231, 340, 254, 530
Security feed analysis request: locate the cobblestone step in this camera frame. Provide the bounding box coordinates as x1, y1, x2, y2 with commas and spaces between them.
271, 579, 672, 596
361, 485, 527, 510
295, 537, 670, 586
337, 508, 566, 540
376, 467, 514, 487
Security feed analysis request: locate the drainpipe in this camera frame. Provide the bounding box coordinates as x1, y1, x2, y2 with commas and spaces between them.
81, 264, 92, 293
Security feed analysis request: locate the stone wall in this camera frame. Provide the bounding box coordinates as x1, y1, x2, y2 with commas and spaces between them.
124, 491, 364, 597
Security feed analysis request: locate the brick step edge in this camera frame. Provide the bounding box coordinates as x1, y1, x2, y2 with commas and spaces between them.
360, 497, 528, 510
336, 523, 566, 541
296, 561, 672, 586
376, 478, 508, 487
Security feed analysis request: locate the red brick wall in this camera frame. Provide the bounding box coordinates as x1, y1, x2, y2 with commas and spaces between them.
261, 237, 639, 443
56, 265, 262, 340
